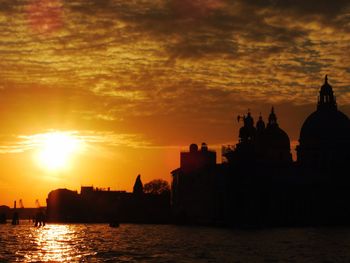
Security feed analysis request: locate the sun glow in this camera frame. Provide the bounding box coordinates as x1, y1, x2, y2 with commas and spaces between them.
35, 132, 83, 171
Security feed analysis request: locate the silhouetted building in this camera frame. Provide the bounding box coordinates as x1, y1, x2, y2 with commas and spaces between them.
171, 76, 350, 227
46, 189, 81, 222
221, 106, 292, 172
172, 143, 217, 224
0, 205, 9, 224
180, 143, 216, 173
255, 107, 292, 166
297, 75, 350, 174
46, 175, 170, 223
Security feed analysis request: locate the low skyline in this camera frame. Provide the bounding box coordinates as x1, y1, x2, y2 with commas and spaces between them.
1, 0, 350, 206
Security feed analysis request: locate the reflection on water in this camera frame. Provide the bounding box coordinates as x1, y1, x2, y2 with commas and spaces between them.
22, 225, 96, 262
1, 222, 350, 262
0, 223, 97, 262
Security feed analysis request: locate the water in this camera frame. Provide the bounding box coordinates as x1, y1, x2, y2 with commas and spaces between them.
1, 222, 350, 262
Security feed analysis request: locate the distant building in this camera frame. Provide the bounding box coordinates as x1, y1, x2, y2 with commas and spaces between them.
0, 205, 10, 223
171, 76, 350, 227
46, 175, 170, 223
180, 143, 216, 173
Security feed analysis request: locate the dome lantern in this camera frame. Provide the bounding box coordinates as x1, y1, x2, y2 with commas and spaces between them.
268, 107, 278, 127
318, 75, 337, 111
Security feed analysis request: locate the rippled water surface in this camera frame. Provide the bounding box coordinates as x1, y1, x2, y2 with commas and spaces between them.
1, 222, 350, 262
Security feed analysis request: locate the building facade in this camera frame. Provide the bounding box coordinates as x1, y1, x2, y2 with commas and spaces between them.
171, 76, 350, 227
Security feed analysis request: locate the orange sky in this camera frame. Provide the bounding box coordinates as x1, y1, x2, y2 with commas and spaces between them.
0, 0, 350, 207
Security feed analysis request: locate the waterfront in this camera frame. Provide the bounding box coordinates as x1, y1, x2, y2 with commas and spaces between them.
1, 223, 350, 262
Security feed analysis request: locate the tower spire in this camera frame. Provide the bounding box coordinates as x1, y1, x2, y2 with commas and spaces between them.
256, 112, 265, 133
133, 174, 143, 195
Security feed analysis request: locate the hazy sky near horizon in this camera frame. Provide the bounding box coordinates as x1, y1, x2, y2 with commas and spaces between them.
0, 0, 350, 206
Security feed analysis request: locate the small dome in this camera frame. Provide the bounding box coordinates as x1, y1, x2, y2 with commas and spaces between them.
299, 109, 350, 145
256, 107, 290, 150
201, 143, 208, 152
259, 125, 291, 150
189, 143, 198, 152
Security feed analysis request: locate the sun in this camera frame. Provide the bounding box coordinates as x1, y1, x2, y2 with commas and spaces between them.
35, 132, 82, 172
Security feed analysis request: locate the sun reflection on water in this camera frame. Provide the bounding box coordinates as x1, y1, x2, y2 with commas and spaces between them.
23, 224, 91, 262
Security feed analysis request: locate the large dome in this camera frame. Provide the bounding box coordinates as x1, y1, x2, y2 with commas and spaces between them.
299, 109, 350, 144
299, 76, 350, 145
297, 76, 350, 171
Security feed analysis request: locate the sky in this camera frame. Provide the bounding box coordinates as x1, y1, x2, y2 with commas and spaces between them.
0, 0, 350, 207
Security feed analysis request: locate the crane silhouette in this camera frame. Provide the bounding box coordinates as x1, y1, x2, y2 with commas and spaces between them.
19, 199, 24, 209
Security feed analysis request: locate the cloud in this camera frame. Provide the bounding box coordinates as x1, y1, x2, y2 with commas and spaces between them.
0, 0, 349, 147
0, 130, 151, 154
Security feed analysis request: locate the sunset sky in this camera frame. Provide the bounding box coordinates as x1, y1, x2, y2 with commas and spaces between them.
1, 0, 350, 207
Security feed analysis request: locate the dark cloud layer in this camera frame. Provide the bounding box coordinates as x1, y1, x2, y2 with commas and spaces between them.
0, 0, 349, 145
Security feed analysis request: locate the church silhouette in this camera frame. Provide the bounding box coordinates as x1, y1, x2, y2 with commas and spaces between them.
171, 76, 350, 227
